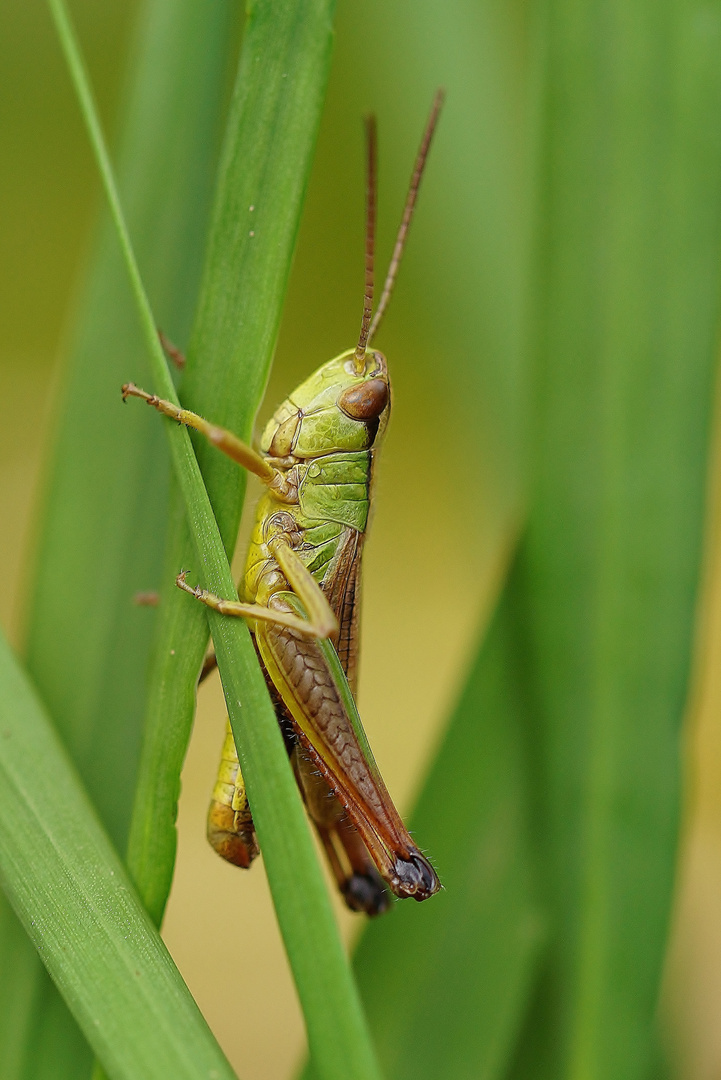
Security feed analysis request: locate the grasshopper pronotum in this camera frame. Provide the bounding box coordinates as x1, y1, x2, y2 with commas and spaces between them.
124, 92, 443, 915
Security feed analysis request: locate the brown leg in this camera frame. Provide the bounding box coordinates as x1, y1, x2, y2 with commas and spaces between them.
199, 649, 218, 684
121, 381, 294, 499
158, 329, 186, 370
207, 718, 259, 868
291, 745, 391, 916
174, 531, 338, 641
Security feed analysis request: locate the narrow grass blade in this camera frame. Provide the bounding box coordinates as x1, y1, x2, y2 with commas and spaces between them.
2, 2, 237, 1076
0, 629, 237, 1080
125, 0, 342, 924
50, 3, 384, 1078
30, 0, 236, 854
508, 2, 721, 1076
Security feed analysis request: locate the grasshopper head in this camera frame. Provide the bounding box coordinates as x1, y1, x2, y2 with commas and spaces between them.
261, 91, 443, 464
260, 348, 391, 460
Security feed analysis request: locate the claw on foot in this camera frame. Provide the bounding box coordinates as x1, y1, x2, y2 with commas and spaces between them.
121, 382, 153, 405
175, 570, 196, 596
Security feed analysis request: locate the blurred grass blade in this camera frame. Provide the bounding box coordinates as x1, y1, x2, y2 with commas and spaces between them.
30, 0, 236, 860
508, 2, 721, 1076
347, 571, 544, 1080
0, 628, 237, 1080
2, 2, 238, 1076
50, 2, 384, 1078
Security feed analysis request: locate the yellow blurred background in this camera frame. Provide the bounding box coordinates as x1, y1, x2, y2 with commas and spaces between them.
2, 2, 720, 1078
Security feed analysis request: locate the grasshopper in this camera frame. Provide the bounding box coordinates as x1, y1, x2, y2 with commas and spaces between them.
124, 92, 443, 915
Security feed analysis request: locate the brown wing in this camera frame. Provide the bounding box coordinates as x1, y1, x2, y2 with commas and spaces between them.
321, 526, 363, 696
255, 599, 440, 901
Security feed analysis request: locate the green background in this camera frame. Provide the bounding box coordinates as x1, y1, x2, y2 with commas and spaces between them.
4, 1, 721, 1078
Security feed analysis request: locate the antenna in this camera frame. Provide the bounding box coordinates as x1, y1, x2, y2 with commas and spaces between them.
354, 115, 377, 373
368, 89, 444, 345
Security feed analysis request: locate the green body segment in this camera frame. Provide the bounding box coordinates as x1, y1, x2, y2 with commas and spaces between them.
245, 348, 382, 609
244, 452, 370, 604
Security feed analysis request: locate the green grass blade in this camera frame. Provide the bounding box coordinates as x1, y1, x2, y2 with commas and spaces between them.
0, 907, 47, 1079
46, 0, 181, 394
0, 629, 237, 1080
50, 3, 384, 1078
3, 2, 237, 1076
31, 0, 235, 854
507, 2, 721, 1076
124, 0, 342, 926
348, 575, 544, 1080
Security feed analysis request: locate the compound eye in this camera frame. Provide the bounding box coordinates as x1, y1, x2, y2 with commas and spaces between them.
338, 378, 389, 420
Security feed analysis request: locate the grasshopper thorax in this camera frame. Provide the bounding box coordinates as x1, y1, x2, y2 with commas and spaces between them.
260, 348, 390, 461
